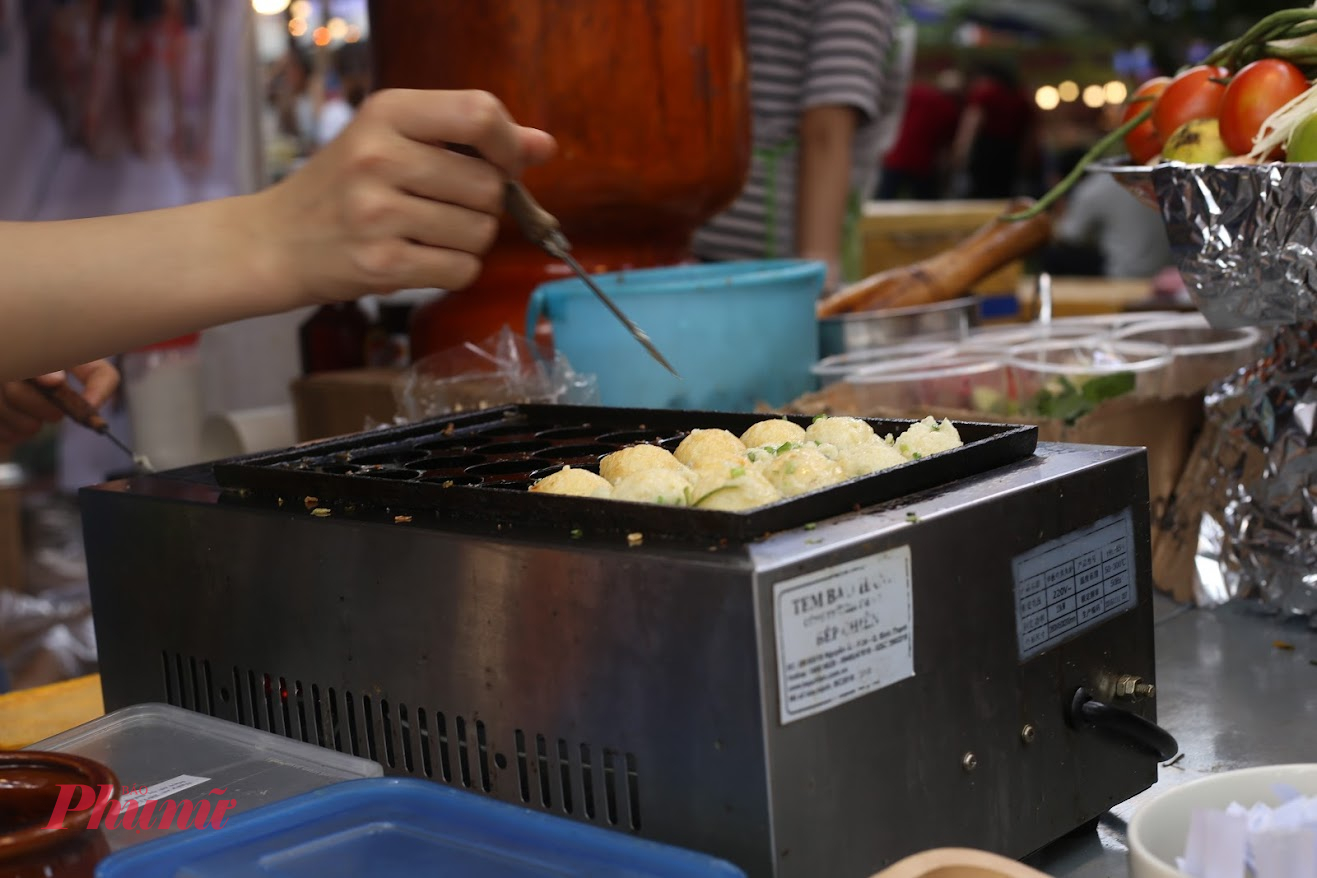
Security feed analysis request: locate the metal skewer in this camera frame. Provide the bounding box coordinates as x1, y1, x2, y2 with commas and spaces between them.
24, 378, 154, 473
504, 181, 680, 378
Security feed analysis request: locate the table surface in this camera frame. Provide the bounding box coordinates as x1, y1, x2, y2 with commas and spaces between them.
1030, 593, 1316, 878
1, 593, 1312, 877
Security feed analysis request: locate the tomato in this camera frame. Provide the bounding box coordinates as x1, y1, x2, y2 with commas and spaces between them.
1219, 59, 1310, 156
1123, 76, 1171, 163
1152, 65, 1230, 139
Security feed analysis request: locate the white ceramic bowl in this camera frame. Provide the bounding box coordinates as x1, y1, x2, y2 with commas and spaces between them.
1127, 763, 1317, 878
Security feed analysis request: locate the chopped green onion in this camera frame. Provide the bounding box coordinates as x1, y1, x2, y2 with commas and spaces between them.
570, 527, 584, 539
812, 414, 828, 423
804, 522, 818, 531
775, 441, 793, 455
912, 452, 923, 460
747, 450, 757, 462
730, 466, 746, 478
906, 512, 920, 523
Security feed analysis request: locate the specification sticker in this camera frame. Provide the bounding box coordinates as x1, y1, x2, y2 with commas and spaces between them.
1013, 508, 1136, 661
773, 546, 914, 725
119, 774, 211, 805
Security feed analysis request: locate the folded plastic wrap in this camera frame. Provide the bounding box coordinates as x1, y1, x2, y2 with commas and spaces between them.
0, 491, 100, 692
395, 325, 599, 422
1152, 162, 1317, 329
1194, 323, 1317, 624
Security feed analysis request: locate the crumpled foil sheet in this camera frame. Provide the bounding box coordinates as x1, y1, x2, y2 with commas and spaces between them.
1194, 322, 1317, 625
1153, 162, 1317, 329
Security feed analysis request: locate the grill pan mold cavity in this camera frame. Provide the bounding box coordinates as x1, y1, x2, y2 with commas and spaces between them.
211, 404, 1038, 543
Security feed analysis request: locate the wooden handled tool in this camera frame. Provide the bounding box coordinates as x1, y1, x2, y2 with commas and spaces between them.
23, 378, 151, 471
817, 200, 1054, 318
504, 181, 681, 378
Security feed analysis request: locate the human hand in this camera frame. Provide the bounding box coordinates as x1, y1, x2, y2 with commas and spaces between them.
256, 88, 557, 306
0, 361, 121, 445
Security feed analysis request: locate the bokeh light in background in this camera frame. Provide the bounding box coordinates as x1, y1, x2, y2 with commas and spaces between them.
253, 0, 369, 61
1033, 79, 1136, 112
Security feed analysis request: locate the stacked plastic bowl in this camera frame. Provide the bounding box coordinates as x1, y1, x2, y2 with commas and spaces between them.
816, 312, 1261, 415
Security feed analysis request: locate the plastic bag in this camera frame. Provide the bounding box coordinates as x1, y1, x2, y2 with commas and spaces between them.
394, 325, 599, 421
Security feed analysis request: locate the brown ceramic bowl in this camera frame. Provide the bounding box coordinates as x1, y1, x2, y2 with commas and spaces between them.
0, 750, 119, 878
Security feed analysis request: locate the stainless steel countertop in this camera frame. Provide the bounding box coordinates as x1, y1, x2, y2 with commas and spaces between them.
1028, 593, 1317, 877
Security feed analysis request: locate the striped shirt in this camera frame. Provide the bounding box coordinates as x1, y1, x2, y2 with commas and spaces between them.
691, 0, 902, 267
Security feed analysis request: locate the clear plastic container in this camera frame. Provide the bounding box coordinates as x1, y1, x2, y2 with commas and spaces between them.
26, 703, 383, 852
95, 777, 748, 878
844, 353, 1012, 414
1006, 338, 1174, 415
1110, 314, 1263, 396
957, 312, 1187, 358
123, 334, 205, 471
811, 339, 960, 387
958, 322, 1106, 356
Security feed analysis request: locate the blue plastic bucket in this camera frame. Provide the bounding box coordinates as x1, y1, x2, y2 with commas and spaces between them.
94, 777, 748, 877
526, 259, 825, 410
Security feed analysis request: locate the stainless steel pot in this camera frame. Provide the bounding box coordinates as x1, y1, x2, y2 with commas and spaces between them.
817, 297, 978, 357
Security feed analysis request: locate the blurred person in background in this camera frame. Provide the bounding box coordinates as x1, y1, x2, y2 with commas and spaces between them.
875, 68, 963, 200
315, 42, 372, 148
1049, 169, 1173, 279
949, 60, 1038, 199
0, 0, 255, 492
692, 0, 906, 293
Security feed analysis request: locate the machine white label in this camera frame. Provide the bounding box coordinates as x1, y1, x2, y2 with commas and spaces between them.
773, 546, 914, 725
1012, 507, 1136, 661
118, 774, 211, 805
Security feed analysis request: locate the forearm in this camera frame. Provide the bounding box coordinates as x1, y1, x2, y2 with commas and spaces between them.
950, 107, 983, 171
796, 105, 857, 287
0, 194, 289, 380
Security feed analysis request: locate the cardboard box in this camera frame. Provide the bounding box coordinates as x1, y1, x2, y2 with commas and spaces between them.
780, 382, 1205, 602
290, 368, 407, 442
859, 200, 1023, 297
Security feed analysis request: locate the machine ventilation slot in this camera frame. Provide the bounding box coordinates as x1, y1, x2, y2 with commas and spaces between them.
159, 652, 219, 718
162, 657, 642, 829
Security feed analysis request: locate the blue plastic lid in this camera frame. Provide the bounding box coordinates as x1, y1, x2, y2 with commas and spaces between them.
95, 778, 747, 878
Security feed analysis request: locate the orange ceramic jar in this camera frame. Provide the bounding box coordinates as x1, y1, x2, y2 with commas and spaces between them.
366, 0, 752, 358
0, 751, 118, 878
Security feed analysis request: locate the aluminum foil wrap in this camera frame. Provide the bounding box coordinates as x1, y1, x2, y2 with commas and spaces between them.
1194, 322, 1317, 625
1152, 162, 1317, 329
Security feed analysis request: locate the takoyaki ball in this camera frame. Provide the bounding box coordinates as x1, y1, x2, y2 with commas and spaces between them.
806, 440, 843, 462
529, 466, 614, 498
840, 440, 908, 478
894, 417, 963, 460
744, 442, 794, 473
599, 443, 689, 485
740, 418, 806, 449
805, 415, 876, 450
611, 468, 696, 506
673, 429, 747, 469
764, 446, 847, 497
691, 467, 782, 511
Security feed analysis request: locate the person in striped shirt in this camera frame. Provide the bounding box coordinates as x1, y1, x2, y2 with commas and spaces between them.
692, 0, 907, 293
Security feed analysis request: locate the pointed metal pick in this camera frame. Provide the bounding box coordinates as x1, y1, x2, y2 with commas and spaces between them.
504, 181, 681, 379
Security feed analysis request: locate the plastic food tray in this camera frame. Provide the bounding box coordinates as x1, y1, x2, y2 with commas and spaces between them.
27, 703, 383, 851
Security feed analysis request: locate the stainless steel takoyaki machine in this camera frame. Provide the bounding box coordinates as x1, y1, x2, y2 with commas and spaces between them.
79, 404, 1172, 878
